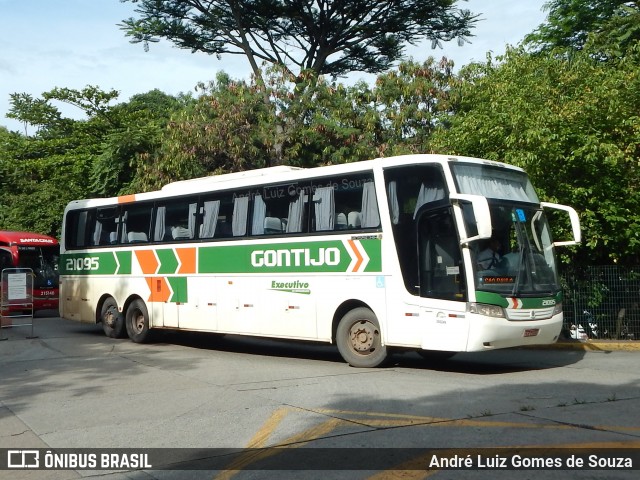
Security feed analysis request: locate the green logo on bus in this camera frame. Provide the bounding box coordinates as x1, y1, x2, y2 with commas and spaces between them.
270, 280, 311, 295
198, 239, 381, 274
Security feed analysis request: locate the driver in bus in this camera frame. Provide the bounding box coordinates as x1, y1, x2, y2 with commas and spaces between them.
477, 237, 502, 270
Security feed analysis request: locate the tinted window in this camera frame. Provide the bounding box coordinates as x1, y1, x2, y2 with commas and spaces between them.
199, 191, 249, 239
65, 210, 94, 249
311, 173, 380, 232
121, 204, 152, 244
249, 183, 310, 236
154, 199, 198, 242
92, 207, 120, 246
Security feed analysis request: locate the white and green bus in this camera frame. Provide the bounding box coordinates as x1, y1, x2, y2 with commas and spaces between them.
60, 154, 580, 367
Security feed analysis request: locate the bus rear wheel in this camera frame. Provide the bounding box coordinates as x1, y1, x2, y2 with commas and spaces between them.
336, 307, 387, 368
125, 299, 152, 343
101, 297, 125, 338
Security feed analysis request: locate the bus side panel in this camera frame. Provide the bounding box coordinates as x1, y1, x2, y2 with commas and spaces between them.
60, 278, 93, 324
258, 276, 318, 339
216, 276, 263, 335
175, 276, 219, 332
384, 290, 470, 351
315, 274, 388, 344
213, 275, 319, 339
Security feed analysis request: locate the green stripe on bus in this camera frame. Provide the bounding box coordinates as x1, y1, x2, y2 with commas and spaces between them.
360, 239, 382, 272
115, 251, 131, 275
157, 249, 179, 274
167, 276, 188, 303
198, 240, 382, 274
61, 238, 383, 276
61, 252, 118, 275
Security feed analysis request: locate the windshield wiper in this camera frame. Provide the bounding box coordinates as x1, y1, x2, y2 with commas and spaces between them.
510, 213, 532, 297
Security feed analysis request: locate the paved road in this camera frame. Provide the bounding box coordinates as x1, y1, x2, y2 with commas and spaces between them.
1, 315, 639, 479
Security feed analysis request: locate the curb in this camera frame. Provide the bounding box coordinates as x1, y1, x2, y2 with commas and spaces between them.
540, 340, 640, 352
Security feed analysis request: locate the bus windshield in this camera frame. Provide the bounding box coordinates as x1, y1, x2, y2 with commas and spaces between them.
18, 246, 60, 289
451, 163, 539, 203
472, 203, 560, 296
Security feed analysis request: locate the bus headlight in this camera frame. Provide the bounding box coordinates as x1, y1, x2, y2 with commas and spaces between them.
468, 303, 505, 318
553, 302, 563, 316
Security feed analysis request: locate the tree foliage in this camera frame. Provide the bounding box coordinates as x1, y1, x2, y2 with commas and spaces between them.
525, 0, 640, 59
132, 73, 273, 191
373, 57, 456, 155
133, 58, 455, 191
91, 89, 190, 196
120, 0, 477, 81
0, 87, 185, 236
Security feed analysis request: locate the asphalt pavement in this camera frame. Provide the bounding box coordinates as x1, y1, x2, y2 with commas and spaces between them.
1, 313, 639, 480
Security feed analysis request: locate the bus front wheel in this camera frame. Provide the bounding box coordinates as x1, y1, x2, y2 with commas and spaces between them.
101, 297, 125, 338
336, 307, 387, 368
125, 299, 151, 343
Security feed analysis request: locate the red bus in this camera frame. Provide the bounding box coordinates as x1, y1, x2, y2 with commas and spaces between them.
0, 231, 59, 314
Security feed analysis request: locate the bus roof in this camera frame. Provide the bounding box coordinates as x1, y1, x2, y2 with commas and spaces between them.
0, 231, 59, 247
160, 165, 304, 193
64, 154, 525, 210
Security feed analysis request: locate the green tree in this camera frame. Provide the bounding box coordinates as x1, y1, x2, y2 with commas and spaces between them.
135, 57, 458, 190
6, 93, 68, 137
525, 0, 640, 58
0, 86, 187, 235
132, 72, 274, 191
0, 126, 93, 236
131, 69, 380, 190
92, 89, 191, 196
120, 0, 478, 165
120, 0, 478, 83
430, 47, 640, 265
373, 57, 457, 155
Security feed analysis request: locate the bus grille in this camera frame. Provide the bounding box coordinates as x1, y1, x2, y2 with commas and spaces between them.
506, 307, 555, 321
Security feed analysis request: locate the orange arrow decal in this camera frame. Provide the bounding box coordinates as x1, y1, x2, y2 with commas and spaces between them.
135, 250, 159, 275
347, 240, 364, 272
176, 247, 197, 274
146, 277, 172, 303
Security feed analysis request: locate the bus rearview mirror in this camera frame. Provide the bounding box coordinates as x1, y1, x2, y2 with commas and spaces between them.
449, 193, 492, 245
541, 202, 582, 246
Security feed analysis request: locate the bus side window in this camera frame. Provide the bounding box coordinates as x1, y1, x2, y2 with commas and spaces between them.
66, 210, 94, 249
154, 200, 197, 242
120, 204, 152, 244
199, 192, 237, 239
93, 207, 119, 246
250, 183, 309, 236
311, 174, 380, 233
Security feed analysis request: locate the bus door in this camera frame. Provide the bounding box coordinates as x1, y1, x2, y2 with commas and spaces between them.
415, 206, 469, 351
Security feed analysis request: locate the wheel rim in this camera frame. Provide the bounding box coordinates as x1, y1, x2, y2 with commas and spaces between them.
103, 306, 117, 328
131, 310, 145, 334
348, 319, 379, 355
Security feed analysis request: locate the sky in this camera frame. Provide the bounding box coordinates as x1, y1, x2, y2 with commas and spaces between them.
0, 0, 549, 132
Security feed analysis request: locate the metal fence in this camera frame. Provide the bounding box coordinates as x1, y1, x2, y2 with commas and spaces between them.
562, 265, 640, 341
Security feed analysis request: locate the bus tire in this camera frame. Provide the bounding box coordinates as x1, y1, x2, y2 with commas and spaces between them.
125, 299, 152, 343
336, 307, 387, 368
100, 297, 126, 338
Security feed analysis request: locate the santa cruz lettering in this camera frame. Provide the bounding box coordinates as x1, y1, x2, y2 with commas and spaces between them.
251, 248, 340, 268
